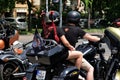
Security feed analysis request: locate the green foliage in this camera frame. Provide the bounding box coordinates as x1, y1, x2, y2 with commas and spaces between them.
84, 0, 89, 9
105, 0, 120, 21
0, 0, 120, 26
83, 0, 120, 22
0, 0, 15, 13
83, 28, 105, 34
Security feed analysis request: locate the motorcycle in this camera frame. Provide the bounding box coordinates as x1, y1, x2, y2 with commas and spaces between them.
0, 19, 31, 80
76, 27, 120, 80
4, 16, 82, 80
6, 26, 120, 80
76, 38, 106, 80
0, 19, 19, 50
0, 40, 32, 80
104, 27, 120, 80
22, 39, 80, 80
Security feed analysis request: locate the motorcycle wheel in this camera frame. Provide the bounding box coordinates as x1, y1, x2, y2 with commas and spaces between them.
0, 64, 4, 80
0, 61, 23, 80
94, 60, 107, 80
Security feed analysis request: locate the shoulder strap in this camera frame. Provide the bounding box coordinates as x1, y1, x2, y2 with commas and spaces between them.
51, 21, 59, 43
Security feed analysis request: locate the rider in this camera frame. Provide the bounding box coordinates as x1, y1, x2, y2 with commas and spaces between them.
62, 10, 103, 80
41, 10, 83, 71
41, 10, 104, 80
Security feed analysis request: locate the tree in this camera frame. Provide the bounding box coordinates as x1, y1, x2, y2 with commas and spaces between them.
83, 0, 93, 29
0, 0, 16, 17
105, 0, 120, 22
83, 0, 120, 28
16, 0, 33, 31
26, 0, 32, 31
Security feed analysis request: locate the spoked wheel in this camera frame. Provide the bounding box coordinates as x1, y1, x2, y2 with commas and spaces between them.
0, 61, 23, 80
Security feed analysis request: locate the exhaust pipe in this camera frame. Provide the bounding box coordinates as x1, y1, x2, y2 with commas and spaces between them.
13, 72, 26, 78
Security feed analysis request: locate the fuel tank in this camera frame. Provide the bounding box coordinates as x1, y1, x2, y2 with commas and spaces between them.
104, 27, 120, 49
76, 43, 96, 60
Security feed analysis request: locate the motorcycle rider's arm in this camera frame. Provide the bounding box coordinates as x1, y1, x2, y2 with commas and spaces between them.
83, 33, 101, 42
60, 35, 75, 51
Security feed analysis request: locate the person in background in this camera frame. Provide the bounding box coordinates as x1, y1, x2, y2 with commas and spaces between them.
71, 0, 85, 13
71, 0, 81, 10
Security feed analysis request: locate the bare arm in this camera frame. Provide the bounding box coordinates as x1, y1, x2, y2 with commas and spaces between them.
77, 0, 81, 8
77, 0, 80, 6
60, 35, 75, 50
83, 33, 101, 42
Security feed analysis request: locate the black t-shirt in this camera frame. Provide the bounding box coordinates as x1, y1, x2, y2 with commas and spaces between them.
41, 27, 69, 60
62, 25, 86, 47
41, 27, 65, 42
41, 25, 86, 48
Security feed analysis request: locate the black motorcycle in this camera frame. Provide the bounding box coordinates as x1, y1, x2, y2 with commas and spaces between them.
0, 19, 19, 50
76, 39, 106, 80
0, 40, 32, 80
4, 26, 120, 80
104, 27, 120, 80
76, 27, 120, 80
22, 39, 80, 80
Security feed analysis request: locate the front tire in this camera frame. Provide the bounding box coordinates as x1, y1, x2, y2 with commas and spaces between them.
0, 61, 23, 80
0, 64, 4, 80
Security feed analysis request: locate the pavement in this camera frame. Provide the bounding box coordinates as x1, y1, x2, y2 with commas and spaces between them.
19, 34, 34, 43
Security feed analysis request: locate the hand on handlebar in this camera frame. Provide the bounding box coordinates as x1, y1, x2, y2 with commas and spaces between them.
88, 41, 100, 48
99, 37, 106, 43
88, 37, 106, 47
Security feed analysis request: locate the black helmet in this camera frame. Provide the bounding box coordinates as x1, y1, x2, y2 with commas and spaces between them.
66, 11, 81, 24
46, 11, 59, 23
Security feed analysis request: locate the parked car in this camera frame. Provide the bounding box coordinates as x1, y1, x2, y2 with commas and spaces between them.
78, 18, 88, 28
4, 17, 16, 28
78, 18, 108, 28
16, 17, 28, 30
112, 18, 120, 27
4, 17, 28, 30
